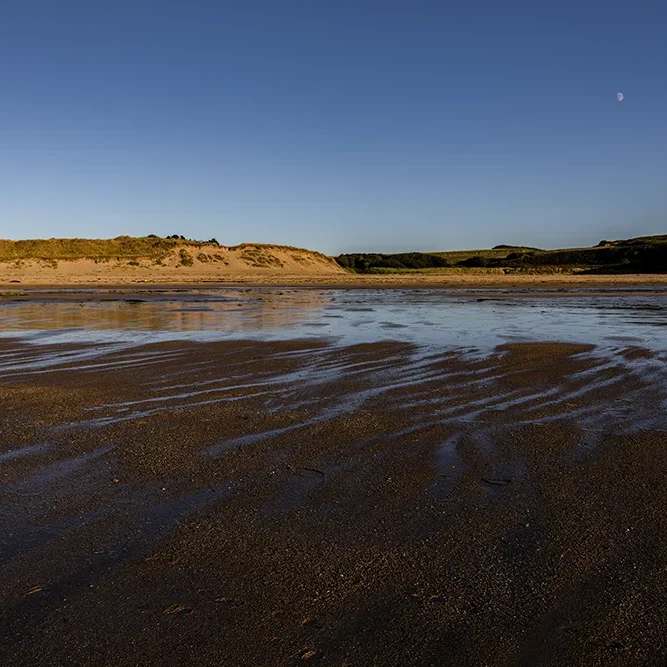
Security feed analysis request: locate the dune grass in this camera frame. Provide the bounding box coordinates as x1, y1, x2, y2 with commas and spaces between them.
0, 236, 198, 261
229, 243, 337, 263
0, 237, 340, 265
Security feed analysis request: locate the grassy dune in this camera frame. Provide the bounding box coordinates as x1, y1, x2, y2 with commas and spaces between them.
0, 236, 189, 261
0, 236, 336, 264
0, 236, 346, 285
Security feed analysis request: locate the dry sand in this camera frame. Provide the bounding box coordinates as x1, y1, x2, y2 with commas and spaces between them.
1, 336, 667, 665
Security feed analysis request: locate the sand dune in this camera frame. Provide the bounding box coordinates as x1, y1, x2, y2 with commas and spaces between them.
0, 241, 345, 285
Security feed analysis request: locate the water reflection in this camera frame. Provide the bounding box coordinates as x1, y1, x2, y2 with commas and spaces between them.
0, 290, 326, 335
1, 287, 667, 354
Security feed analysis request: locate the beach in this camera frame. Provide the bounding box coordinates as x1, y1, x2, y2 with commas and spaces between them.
6, 0, 667, 661
3, 260, 667, 289
2, 288, 667, 665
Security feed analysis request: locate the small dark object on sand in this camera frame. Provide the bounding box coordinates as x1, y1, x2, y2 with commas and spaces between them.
301, 468, 325, 477
482, 478, 513, 486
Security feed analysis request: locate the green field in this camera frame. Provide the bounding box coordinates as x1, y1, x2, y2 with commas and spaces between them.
336, 236, 667, 274
431, 247, 538, 264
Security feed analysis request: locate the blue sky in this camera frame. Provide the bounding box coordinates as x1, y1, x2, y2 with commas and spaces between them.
1, 1, 666, 253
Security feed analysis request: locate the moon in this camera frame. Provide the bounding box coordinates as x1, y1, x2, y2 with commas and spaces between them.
617, 92, 624, 102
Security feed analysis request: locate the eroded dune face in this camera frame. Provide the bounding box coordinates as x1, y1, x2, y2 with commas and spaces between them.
0, 241, 346, 285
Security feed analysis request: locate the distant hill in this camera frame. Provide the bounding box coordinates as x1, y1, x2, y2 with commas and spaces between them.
336, 235, 667, 274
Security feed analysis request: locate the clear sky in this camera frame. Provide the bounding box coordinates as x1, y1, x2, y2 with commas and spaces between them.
2, 1, 666, 253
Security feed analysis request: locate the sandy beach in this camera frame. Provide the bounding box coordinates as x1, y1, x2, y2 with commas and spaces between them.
3, 270, 667, 290
1, 311, 667, 665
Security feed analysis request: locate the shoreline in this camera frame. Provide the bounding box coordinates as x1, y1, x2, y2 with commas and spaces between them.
3, 271, 667, 292
2, 281, 667, 307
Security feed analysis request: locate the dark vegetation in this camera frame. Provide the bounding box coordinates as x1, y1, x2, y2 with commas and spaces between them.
337, 235, 667, 274
178, 249, 194, 266
492, 244, 541, 250
166, 235, 219, 245
336, 252, 451, 273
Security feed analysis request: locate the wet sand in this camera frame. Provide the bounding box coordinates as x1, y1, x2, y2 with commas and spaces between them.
3, 271, 667, 289
5, 283, 667, 300
1, 334, 667, 666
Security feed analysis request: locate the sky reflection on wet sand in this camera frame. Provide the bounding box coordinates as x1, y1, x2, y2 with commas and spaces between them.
1, 287, 667, 357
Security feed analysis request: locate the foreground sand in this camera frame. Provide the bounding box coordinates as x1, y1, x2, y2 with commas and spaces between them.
1, 335, 666, 665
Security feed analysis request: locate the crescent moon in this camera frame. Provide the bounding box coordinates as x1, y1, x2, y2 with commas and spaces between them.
617, 92, 624, 102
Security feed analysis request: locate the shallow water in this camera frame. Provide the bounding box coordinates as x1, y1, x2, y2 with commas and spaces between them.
0, 286, 663, 354
2, 287, 667, 355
